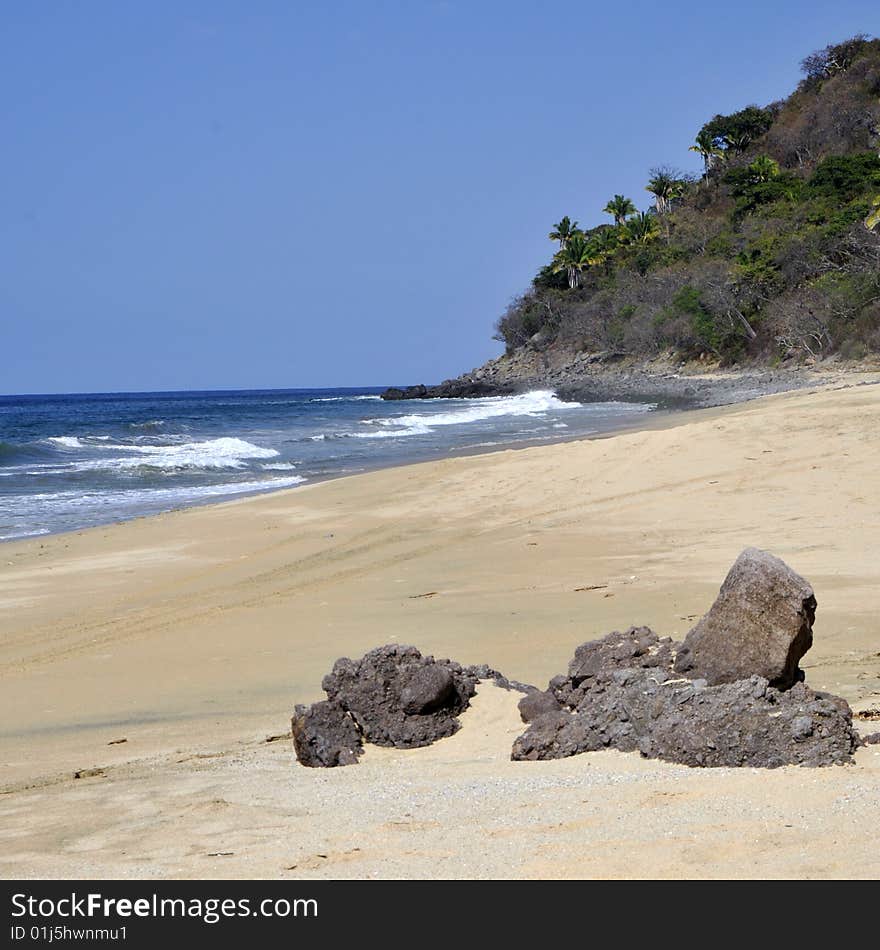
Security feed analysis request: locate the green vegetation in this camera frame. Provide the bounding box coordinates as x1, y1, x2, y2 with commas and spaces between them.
700, 106, 775, 155
603, 195, 637, 226
496, 35, 880, 364
867, 196, 880, 230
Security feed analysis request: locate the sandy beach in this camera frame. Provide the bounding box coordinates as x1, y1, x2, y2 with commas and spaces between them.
2, 378, 880, 879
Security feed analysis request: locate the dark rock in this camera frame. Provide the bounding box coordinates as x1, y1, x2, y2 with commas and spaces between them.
862, 732, 880, 745
291, 700, 363, 768
400, 664, 455, 714
551, 627, 675, 708
292, 646, 535, 767
465, 663, 534, 695
512, 669, 859, 768
321, 644, 480, 748
673, 548, 816, 689
382, 384, 429, 401
381, 379, 517, 401
518, 690, 563, 723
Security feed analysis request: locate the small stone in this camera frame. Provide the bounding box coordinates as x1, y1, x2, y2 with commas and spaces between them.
791, 716, 814, 740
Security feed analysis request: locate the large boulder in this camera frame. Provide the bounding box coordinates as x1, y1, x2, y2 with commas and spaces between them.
320, 644, 482, 749
291, 700, 363, 768
512, 667, 859, 768
673, 548, 816, 689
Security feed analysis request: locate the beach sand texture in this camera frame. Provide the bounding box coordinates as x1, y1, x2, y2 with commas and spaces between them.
1, 380, 879, 879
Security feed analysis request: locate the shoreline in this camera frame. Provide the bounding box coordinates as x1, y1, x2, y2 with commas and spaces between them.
2, 377, 880, 878
7, 366, 877, 548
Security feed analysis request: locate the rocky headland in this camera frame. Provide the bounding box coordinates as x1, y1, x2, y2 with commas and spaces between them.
382, 345, 880, 410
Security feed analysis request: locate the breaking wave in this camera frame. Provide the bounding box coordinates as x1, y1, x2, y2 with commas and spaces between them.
42, 436, 280, 472
353, 390, 582, 438
309, 394, 383, 403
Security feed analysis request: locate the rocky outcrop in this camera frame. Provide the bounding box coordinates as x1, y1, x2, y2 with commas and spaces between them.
551, 626, 676, 708
291, 644, 531, 766
291, 700, 363, 768
673, 547, 816, 689
512, 669, 858, 768
511, 550, 859, 768
321, 644, 481, 749
381, 379, 516, 401
380, 347, 827, 409
292, 550, 862, 770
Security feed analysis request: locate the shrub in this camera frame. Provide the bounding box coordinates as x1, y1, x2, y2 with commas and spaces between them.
805, 152, 880, 200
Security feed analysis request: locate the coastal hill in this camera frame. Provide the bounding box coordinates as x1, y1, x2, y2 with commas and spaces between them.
385, 35, 880, 404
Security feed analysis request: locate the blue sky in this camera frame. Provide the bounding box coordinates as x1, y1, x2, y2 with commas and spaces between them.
2, 1, 876, 393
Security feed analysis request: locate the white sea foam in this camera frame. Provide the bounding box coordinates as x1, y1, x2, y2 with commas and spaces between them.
0, 527, 51, 540
354, 390, 582, 438
4, 475, 306, 517
310, 395, 382, 402
46, 436, 84, 449
73, 437, 279, 472
352, 421, 433, 439
261, 461, 297, 471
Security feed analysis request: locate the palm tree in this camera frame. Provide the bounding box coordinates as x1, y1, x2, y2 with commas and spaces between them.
866, 196, 880, 231
548, 216, 580, 249
552, 234, 593, 288
603, 195, 637, 226
586, 227, 621, 267
646, 168, 687, 214
746, 154, 780, 183
689, 130, 725, 179
621, 212, 661, 245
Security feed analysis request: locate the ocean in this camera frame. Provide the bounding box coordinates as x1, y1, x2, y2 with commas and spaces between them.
0, 387, 656, 541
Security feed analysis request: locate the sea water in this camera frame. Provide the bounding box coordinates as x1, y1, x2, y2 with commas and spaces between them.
0, 388, 655, 540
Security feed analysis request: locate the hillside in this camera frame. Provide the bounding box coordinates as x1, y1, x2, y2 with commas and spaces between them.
387, 36, 880, 403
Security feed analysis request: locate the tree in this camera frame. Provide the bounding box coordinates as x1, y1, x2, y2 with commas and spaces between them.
646, 166, 687, 214
689, 129, 725, 179
621, 212, 660, 244
806, 152, 880, 200
801, 34, 871, 83
603, 194, 637, 226
722, 155, 793, 215
548, 216, 580, 249
588, 226, 622, 263
552, 234, 593, 288
745, 154, 781, 184
700, 106, 775, 154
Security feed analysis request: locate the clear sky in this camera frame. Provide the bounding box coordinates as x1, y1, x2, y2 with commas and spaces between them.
2, 1, 877, 393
